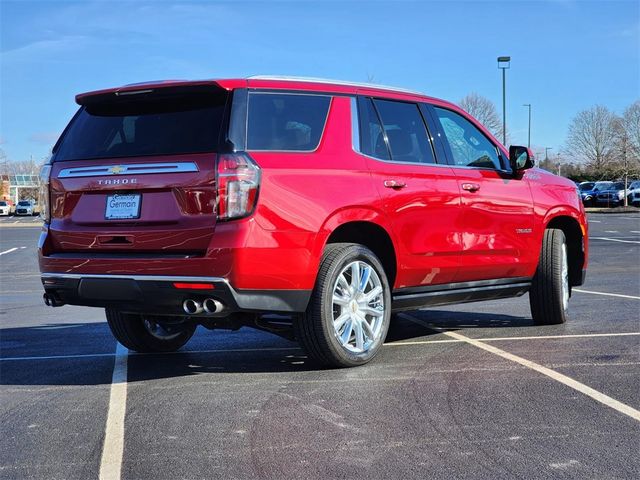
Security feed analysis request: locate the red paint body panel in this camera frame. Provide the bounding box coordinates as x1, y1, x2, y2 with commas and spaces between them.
40, 77, 588, 302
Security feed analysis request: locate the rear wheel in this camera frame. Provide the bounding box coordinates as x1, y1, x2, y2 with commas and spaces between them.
105, 309, 196, 352
529, 229, 570, 325
295, 243, 391, 367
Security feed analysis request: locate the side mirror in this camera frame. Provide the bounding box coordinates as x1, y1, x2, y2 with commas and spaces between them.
509, 145, 535, 172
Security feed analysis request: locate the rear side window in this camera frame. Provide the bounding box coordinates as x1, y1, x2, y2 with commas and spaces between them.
434, 107, 502, 170
358, 97, 436, 164
54, 90, 228, 161
373, 99, 436, 164
247, 93, 331, 151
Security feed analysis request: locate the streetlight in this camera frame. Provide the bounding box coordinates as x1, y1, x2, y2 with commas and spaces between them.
523, 104, 531, 148
545, 147, 553, 164
497, 56, 511, 146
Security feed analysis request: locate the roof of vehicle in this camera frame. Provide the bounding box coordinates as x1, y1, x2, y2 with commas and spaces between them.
75, 76, 456, 109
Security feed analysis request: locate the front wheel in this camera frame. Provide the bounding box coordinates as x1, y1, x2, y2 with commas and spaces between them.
105, 309, 196, 352
529, 229, 570, 325
295, 243, 391, 367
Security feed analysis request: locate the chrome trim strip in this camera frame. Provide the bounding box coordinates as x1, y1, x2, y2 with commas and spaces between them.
42, 273, 228, 284
350, 97, 360, 153
248, 75, 426, 97
58, 162, 199, 179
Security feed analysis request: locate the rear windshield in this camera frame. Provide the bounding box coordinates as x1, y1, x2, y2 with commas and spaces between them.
247, 93, 331, 151
54, 90, 228, 161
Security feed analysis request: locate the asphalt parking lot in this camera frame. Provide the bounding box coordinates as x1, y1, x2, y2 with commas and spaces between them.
1, 214, 639, 480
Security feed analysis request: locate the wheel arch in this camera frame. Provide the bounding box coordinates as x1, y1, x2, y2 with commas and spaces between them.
315, 209, 398, 289
544, 212, 586, 287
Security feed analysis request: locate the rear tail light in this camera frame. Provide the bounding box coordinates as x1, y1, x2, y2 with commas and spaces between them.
216, 153, 261, 220
39, 164, 52, 222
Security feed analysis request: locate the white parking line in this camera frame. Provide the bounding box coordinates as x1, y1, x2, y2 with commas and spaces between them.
631, 231, 640, 234
386, 331, 640, 346
573, 289, 640, 300
604, 230, 619, 233
99, 343, 128, 480
0, 247, 18, 256
441, 330, 640, 422
591, 237, 640, 244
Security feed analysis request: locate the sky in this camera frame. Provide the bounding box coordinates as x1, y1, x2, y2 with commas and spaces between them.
1, 0, 638, 164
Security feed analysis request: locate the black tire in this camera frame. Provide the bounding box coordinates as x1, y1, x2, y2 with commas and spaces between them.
529, 229, 570, 325
295, 243, 391, 367
105, 309, 196, 352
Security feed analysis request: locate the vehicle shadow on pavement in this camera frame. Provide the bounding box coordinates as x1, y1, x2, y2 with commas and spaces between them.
385, 309, 533, 342
0, 309, 532, 385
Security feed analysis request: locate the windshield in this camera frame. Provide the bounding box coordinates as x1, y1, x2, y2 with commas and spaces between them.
579, 183, 595, 191
0, 201, 6, 206
54, 89, 228, 161
593, 182, 612, 191
17, 201, 31, 206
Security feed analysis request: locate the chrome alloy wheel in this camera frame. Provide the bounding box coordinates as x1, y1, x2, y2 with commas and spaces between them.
331, 260, 386, 354
143, 317, 183, 341
561, 242, 569, 312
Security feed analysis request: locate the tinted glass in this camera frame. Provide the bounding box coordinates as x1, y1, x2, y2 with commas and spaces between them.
434, 107, 502, 170
579, 182, 595, 191
0, 202, 6, 206
55, 91, 227, 161
247, 93, 331, 151
373, 99, 436, 164
358, 98, 390, 160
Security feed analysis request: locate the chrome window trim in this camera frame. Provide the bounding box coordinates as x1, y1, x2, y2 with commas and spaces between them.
350, 97, 360, 153
58, 162, 199, 179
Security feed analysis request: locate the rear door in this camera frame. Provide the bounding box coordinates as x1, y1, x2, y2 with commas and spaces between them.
357, 95, 462, 289
48, 85, 229, 254
425, 105, 537, 282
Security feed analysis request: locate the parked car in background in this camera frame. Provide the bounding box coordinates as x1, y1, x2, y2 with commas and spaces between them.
595, 181, 626, 207
15, 200, 36, 216
580, 181, 615, 207
578, 182, 595, 205
0, 201, 10, 216
626, 180, 640, 207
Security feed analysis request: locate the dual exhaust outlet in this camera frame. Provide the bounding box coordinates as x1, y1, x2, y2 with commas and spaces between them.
182, 298, 224, 315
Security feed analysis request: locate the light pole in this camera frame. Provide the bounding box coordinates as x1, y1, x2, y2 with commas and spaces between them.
545, 147, 553, 168
498, 56, 511, 146
523, 103, 531, 148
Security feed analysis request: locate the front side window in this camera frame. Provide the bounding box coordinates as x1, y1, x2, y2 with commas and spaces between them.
247, 93, 331, 151
434, 107, 502, 170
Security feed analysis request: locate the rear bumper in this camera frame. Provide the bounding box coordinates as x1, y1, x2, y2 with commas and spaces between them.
41, 273, 311, 315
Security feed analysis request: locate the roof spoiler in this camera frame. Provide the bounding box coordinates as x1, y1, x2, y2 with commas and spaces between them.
75, 80, 228, 106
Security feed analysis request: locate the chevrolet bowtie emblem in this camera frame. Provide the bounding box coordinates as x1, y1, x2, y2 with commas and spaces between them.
109, 165, 125, 174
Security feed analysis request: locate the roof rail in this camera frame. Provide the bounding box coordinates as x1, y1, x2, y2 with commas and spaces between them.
247, 75, 426, 97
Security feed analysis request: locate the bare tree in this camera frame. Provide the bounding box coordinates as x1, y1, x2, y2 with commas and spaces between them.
459, 93, 505, 141
565, 105, 617, 171
622, 101, 640, 161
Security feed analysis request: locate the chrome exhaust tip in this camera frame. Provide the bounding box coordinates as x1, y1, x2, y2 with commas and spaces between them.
182, 299, 203, 315
43, 292, 64, 307
203, 298, 224, 314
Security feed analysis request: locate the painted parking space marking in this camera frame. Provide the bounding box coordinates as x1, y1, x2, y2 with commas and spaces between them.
0, 247, 18, 256
441, 330, 640, 422
386, 331, 640, 346
99, 343, 128, 480
573, 289, 640, 300
591, 237, 640, 244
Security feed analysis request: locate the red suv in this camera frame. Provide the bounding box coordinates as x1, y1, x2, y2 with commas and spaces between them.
39, 76, 588, 367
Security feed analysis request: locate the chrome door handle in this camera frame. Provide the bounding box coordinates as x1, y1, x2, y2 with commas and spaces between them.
384, 180, 407, 189
461, 182, 481, 192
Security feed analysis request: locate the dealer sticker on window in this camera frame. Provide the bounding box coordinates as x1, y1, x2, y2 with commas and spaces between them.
105, 193, 141, 219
